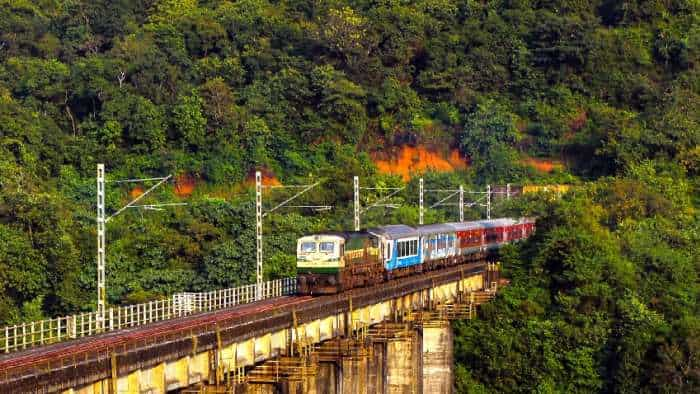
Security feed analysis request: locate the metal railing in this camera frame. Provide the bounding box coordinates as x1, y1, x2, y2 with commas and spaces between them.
1, 277, 296, 354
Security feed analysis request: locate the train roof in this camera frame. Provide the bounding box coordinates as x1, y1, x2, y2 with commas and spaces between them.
298, 231, 371, 241
445, 221, 485, 231
416, 223, 457, 235
476, 218, 519, 228
302, 217, 536, 241
369, 224, 418, 240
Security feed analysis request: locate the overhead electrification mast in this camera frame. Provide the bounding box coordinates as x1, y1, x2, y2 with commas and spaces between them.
96, 164, 186, 331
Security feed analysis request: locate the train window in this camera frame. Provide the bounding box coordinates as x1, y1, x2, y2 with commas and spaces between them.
301, 242, 316, 253
319, 242, 335, 253
486, 230, 497, 243
397, 239, 418, 258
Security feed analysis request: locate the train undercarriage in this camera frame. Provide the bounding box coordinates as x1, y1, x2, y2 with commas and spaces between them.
297, 249, 491, 296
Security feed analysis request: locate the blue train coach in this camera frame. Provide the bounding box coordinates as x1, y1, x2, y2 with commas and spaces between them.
369, 225, 422, 277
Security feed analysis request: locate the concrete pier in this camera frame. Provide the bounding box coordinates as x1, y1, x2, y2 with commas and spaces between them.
367, 343, 385, 393
341, 353, 368, 393
422, 322, 454, 394
317, 362, 339, 394
386, 333, 421, 394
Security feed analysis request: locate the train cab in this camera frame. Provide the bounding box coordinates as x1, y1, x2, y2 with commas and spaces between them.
296, 234, 344, 275
296, 232, 382, 295
296, 234, 344, 295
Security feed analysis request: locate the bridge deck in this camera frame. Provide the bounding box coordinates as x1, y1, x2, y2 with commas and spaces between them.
0, 296, 310, 369
0, 262, 487, 392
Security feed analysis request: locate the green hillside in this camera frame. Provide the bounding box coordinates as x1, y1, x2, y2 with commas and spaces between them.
0, 1, 698, 391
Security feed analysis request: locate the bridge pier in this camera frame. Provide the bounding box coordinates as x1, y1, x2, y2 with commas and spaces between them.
313, 337, 372, 394
420, 321, 453, 394
340, 350, 368, 393
281, 375, 316, 394
385, 329, 421, 394
317, 362, 340, 394
367, 342, 385, 393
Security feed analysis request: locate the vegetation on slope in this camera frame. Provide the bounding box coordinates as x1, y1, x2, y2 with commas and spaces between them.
456, 163, 699, 392
0, 0, 698, 390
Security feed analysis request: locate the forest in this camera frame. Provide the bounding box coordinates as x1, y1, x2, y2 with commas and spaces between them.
0, 0, 698, 391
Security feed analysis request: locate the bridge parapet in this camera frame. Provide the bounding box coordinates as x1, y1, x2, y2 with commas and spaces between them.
0, 278, 296, 355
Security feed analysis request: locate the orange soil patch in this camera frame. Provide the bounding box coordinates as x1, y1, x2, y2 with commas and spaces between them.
522, 157, 565, 173
246, 168, 282, 186
174, 174, 196, 197
373, 145, 468, 181
129, 186, 144, 198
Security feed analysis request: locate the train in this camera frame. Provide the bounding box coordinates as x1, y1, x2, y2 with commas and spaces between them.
296, 217, 535, 295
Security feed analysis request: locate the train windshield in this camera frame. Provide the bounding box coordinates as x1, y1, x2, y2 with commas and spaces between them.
300, 242, 316, 253
319, 242, 335, 253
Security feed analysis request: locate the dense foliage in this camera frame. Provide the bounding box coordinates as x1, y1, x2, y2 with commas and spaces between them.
0, 0, 698, 390
456, 162, 699, 392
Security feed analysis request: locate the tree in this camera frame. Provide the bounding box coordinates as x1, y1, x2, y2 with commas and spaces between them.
101, 92, 166, 152
318, 6, 371, 68
0, 225, 47, 324
173, 89, 207, 149
310, 64, 367, 143
461, 100, 521, 182
374, 77, 423, 136
3, 57, 69, 101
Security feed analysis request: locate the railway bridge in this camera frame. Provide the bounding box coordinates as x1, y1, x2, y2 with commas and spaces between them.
0, 262, 501, 394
